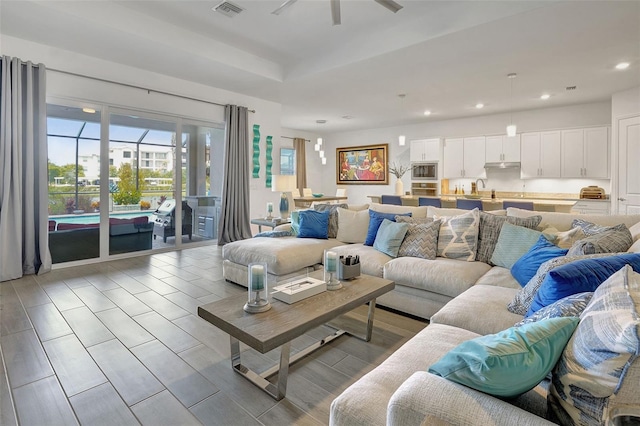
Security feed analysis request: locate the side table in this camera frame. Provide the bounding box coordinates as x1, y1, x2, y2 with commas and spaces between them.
251, 218, 290, 233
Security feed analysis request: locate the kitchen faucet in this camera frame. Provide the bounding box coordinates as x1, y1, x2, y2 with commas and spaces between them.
475, 179, 486, 194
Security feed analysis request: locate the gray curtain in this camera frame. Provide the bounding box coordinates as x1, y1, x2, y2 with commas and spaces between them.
0, 56, 51, 282
293, 137, 307, 192
218, 105, 252, 245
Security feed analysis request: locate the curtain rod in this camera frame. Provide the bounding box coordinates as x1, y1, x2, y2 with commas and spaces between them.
48, 68, 256, 113
281, 136, 311, 142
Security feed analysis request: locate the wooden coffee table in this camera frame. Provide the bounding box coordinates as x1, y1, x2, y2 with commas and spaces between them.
198, 271, 394, 400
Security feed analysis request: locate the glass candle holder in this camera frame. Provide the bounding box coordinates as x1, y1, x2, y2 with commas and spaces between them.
266, 202, 274, 220
324, 250, 342, 290
244, 262, 271, 313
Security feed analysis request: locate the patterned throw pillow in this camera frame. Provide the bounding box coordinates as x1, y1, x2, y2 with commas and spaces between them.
514, 292, 593, 327
435, 208, 480, 261
571, 218, 628, 236
566, 228, 633, 256
507, 253, 615, 316
254, 230, 293, 238
549, 265, 640, 426
396, 218, 441, 259
314, 203, 348, 239
476, 212, 542, 264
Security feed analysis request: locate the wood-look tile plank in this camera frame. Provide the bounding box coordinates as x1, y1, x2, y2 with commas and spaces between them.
0, 282, 32, 336
43, 282, 85, 311
164, 291, 203, 314
0, 354, 18, 426
69, 383, 140, 426
12, 376, 78, 425
88, 339, 164, 406
131, 340, 218, 407
275, 373, 334, 424
1, 329, 53, 388
258, 399, 323, 426
156, 265, 202, 282
102, 288, 152, 316
96, 308, 154, 348
108, 273, 150, 294
288, 356, 352, 395
131, 274, 179, 295
26, 303, 73, 341
84, 274, 120, 291
134, 291, 189, 321
62, 306, 115, 347
12, 277, 50, 308
73, 285, 117, 312
160, 276, 211, 298
62, 277, 93, 289
43, 334, 107, 397
146, 266, 176, 280
133, 312, 200, 353
130, 390, 201, 425
190, 392, 262, 426
172, 315, 230, 357
332, 355, 377, 388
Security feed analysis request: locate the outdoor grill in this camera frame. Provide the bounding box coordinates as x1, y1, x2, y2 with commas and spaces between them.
152, 199, 193, 243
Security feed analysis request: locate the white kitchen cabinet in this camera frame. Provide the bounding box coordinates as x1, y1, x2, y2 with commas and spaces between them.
520, 131, 561, 179
410, 138, 440, 162
571, 200, 610, 215
443, 137, 486, 178
561, 127, 609, 178
485, 135, 521, 163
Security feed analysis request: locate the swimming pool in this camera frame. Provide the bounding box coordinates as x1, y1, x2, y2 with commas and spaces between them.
51, 211, 154, 224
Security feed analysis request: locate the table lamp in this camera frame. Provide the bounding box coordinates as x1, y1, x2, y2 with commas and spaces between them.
272, 175, 297, 220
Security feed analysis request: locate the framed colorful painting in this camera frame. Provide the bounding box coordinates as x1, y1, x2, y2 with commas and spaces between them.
336, 143, 388, 185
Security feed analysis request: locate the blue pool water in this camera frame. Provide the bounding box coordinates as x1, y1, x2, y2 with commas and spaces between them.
51, 211, 154, 224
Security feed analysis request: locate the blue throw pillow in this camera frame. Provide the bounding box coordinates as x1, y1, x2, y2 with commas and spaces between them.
428, 317, 579, 398
373, 219, 409, 257
297, 210, 330, 239
364, 210, 411, 246
511, 235, 568, 287
526, 253, 640, 317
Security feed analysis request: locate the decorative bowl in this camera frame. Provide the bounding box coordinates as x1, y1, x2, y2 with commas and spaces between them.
464, 194, 483, 200
312, 193, 324, 198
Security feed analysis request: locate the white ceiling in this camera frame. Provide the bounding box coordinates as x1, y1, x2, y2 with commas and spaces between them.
1, 0, 639, 133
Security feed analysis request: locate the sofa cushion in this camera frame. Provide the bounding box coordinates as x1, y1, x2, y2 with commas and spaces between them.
384, 257, 491, 299
431, 285, 523, 336
511, 235, 568, 287
630, 239, 640, 253
566, 228, 633, 256
428, 317, 579, 398
336, 207, 369, 243
314, 203, 348, 239
396, 218, 441, 260
364, 210, 410, 246
526, 253, 640, 316
491, 222, 543, 269
571, 218, 629, 235
542, 226, 586, 249
550, 265, 640, 426
370, 202, 427, 218
373, 219, 408, 258
476, 212, 542, 264
506, 208, 640, 232
435, 208, 480, 261
515, 292, 593, 327
330, 244, 391, 277
222, 237, 341, 276
475, 266, 521, 290
297, 209, 330, 239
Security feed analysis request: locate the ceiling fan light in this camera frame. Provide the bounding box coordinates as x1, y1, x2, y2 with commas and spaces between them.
506, 124, 517, 137
399, 135, 406, 146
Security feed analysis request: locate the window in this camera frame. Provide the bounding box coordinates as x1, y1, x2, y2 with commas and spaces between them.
123, 151, 132, 158
280, 148, 296, 175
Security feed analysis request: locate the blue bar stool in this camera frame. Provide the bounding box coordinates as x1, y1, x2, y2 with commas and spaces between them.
502, 201, 534, 210
418, 197, 442, 208
456, 199, 483, 210
381, 195, 402, 205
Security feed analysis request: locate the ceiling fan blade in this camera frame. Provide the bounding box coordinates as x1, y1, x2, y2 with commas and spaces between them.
330, 0, 341, 25
272, 0, 298, 15
374, 0, 403, 13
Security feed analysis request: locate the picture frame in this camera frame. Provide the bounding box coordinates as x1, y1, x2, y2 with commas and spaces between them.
336, 143, 389, 185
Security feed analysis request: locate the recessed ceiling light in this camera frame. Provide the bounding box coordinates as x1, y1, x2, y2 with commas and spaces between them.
423, 110, 431, 116
82, 108, 96, 114
341, 115, 353, 120
615, 62, 630, 70
475, 103, 484, 109
316, 119, 327, 124
540, 94, 550, 100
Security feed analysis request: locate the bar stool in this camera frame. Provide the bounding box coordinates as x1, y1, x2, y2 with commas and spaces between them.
418, 197, 442, 208
381, 195, 402, 205
456, 199, 483, 211
502, 201, 534, 210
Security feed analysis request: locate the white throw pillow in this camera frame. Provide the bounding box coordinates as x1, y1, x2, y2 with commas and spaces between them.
336, 207, 369, 243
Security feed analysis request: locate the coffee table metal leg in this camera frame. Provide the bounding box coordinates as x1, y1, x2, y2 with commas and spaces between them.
326, 298, 377, 342
230, 336, 291, 401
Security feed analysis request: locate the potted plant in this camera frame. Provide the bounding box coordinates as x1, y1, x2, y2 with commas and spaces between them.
388, 162, 410, 195
140, 200, 151, 210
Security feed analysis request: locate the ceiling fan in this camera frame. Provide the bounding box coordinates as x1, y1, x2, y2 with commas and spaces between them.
271, 0, 403, 26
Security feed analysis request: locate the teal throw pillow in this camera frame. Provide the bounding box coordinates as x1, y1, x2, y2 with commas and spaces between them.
373, 219, 409, 258
297, 209, 330, 239
290, 210, 301, 236
428, 317, 579, 398
491, 222, 543, 269
364, 210, 411, 246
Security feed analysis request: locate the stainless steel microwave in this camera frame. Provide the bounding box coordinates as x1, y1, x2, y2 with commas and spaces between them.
411, 163, 438, 180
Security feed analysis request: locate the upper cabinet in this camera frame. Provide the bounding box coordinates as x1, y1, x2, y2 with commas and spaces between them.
520, 131, 561, 179
485, 135, 521, 163
410, 139, 440, 162
561, 127, 609, 178
443, 137, 486, 178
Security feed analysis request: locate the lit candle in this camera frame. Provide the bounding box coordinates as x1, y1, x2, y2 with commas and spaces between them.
251, 264, 265, 291
326, 251, 337, 273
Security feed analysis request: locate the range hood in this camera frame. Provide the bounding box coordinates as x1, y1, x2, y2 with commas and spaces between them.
484, 162, 521, 169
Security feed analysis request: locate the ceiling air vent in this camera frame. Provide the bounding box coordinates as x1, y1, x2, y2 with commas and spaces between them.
213, 1, 244, 18
566, 86, 577, 91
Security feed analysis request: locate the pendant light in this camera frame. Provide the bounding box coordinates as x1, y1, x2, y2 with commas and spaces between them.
398, 94, 406, 146
506, 73, 517, 137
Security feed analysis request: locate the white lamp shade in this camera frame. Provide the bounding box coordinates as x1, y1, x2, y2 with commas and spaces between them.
317, 137, 323, 145
399, 135, 406, 146
272, 175, 297, 192
319, 150, 325, 158
506, 124, 517, 137
314, 144, 320, 151
321, 157, 327, 165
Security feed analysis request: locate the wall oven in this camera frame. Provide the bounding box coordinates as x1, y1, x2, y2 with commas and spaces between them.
411, 162, 438, 180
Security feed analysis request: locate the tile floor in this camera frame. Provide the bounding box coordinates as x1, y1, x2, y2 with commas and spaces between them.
1, 245, 427, 425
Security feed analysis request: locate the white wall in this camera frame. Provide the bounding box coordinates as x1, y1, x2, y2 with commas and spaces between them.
317, 102, 612, 205
3, 35, 284, 228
